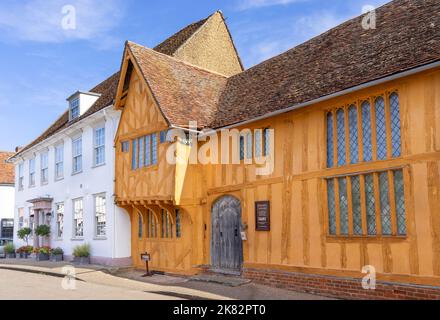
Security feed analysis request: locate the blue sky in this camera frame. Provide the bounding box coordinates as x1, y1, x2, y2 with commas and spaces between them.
0, 0, 390, 151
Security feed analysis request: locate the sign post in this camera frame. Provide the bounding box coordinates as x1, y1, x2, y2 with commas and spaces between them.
140, 252, 152, 277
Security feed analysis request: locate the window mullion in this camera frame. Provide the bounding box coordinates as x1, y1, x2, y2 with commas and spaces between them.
373, 173, 382, 235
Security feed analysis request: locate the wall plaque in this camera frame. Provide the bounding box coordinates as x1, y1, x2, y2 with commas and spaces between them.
255, 201, 270, 231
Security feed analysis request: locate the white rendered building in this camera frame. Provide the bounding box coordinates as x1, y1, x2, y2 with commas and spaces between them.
0, 152, 15, 239
9, 73, 132, 266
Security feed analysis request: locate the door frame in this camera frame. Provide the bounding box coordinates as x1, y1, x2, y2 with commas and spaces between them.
210, 195, 243, 275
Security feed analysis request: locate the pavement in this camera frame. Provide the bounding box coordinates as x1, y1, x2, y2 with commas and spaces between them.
0, 259, 333, 300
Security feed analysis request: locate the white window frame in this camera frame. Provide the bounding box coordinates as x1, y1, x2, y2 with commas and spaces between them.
70, 98, 80, 120
93, 126, 105, 166
18, 163, 24, 190
72, 198, 84, 238
40, 152, 49, 185
55, 144, 64, 180
29, 158, 35, 187
94, 193, 106, 238
72, 136, 82, 174
55, 202, 64, 239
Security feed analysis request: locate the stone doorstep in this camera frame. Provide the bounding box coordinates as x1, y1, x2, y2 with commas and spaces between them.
189, 274, 252, 287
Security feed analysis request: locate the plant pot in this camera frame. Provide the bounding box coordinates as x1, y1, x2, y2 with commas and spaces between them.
19, 252, 30, 259
51, 254, 63, 262
73, 256, 90, 265
6, 253, 16, 259
36, 253, 50, 261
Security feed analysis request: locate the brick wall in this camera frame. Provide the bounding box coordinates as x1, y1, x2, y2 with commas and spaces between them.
243, 268, 440, 300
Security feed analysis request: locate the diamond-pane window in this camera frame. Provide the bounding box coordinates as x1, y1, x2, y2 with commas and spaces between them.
362, 101, 373, 162
338, 177, 349, 235
327, 179, 336, 235
394, 170, 406, 235
379, 172, 392, 235
365, 174, 376, 235
390, 93, 402, 158
348, 105, 359, 164
375, 97, 388, 160
336, 109, 346, 166
327, 112, 334, 168
351, 175, 363, 235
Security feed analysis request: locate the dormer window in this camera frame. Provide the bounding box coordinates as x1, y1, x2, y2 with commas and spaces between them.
70, 98, 80, 120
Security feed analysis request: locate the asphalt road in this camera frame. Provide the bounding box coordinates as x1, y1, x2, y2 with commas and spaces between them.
0, 269, 178, 300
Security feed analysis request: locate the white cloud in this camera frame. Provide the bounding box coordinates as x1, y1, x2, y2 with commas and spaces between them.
0, 0, 126, 44
237, 0, 307, 10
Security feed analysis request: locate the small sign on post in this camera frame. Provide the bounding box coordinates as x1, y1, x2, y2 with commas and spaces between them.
140, 252, 152, 277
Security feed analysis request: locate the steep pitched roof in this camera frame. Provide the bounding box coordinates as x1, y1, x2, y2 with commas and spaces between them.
0, 152, 15, 185
210, 0, 440, 128
12, 13, 218, 158
154, 16, 209, 56
128, 42, 227, 127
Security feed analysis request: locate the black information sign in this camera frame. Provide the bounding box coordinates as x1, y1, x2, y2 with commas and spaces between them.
255, 201, 270, 231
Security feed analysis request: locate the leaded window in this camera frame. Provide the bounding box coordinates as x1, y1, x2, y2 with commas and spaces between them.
326, 169, 406, 237
379, 172, 392, 235
393, 170, 406, 235
239, 136, 245, 160
138, 212, 143, 239
138, 137, 144, 169
152, 133, 158, 165
327, 179, 336, 235
263, 128, 271, 156
375, 97, 387, 160
326, 112, 334, 168
132, 138, 138, 170
362, 101, 373, 162
336, 109, 346, 166
255, 130, 262, 158
390, 93, 402, 158
338, 177, 349, 235
351, 176, 362, 235
348, 105, 359, 164
176, 209, 182, 238
246, 132, 252, 159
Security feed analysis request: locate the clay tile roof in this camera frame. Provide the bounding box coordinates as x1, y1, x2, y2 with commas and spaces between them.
12, 13, 213, 158
153, 16, 209, 56
0, 152, 15, 185
14, 72, 119, 157
209, 0, 440, 128
128, 41, 227, 128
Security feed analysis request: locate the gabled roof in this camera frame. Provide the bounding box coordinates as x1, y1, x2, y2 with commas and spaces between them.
210, 0, 440, 128
154, 16, 209, 56
12, 12, 220, 158
0, 152, 15, 185
127, 42, 227, 128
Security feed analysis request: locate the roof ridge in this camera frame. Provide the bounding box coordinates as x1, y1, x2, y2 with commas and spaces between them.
128, 41, 229, 78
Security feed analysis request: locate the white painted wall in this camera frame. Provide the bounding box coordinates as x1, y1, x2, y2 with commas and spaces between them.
0, 185, 14, 220
12, 106, 131, 266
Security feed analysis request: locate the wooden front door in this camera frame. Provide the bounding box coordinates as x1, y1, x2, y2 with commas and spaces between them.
211, 196, 243, 272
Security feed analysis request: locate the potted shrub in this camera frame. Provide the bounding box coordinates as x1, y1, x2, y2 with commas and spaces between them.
4, 243, 16, 259
17, 228, 32, 246
34, 246, 51, 261
17, 246, 33, 259
35, 225, 51, 246
73, 244, 91, 265
50, 247, 64, 262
